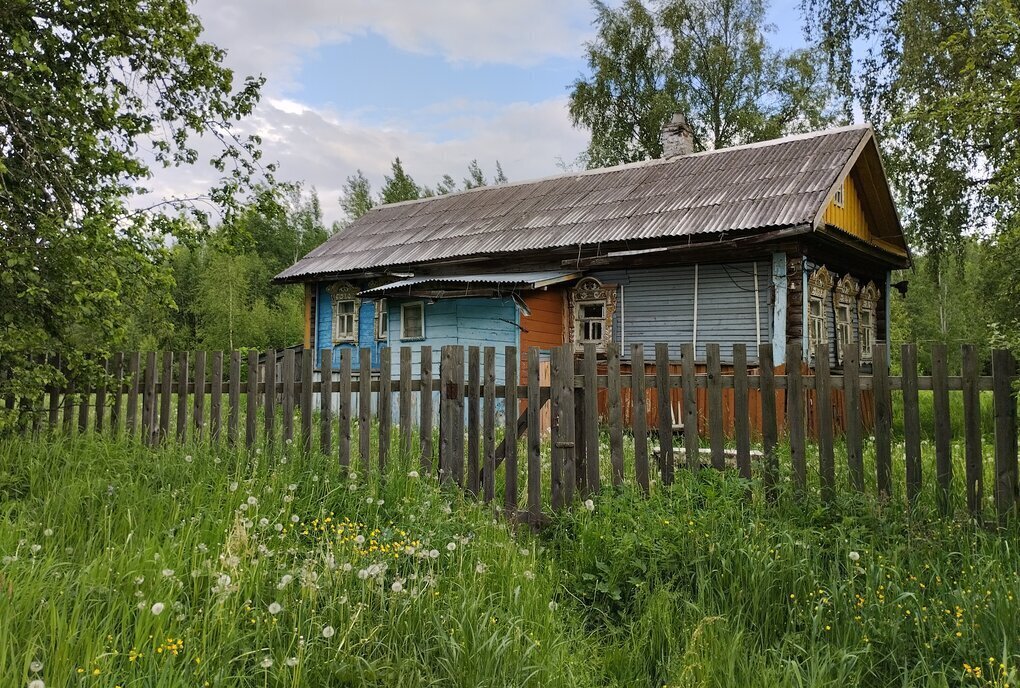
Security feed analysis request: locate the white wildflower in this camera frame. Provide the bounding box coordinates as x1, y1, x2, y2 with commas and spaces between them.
429, 549, 440, 559
322, 625, 336, 639
584, 499, 595, 512
849, 551, 861, 562
446, 542, 456, 552
407, 470, 419, 479
268, 602, 282, 615
288, 484, 297, 492
29, 660, 43, 672
285, 656, 299, 667
43, 529, 53, 537
30, 544, 41, 554
247, 496, 258, 506
391, 580, 404, 593
355, 535, 366, 545
161, 568, 174, 577
28, 681, 45, 688
184, 455, 193, 463
150, 602, 165, 615
228, 481, 238, 492
523, 570, 535, 581
475, 562, 488, 574
260, 656, 274, 668
290, 515, 299, 523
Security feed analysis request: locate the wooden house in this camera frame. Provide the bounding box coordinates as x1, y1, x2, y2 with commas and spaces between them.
275, 119, 909, 430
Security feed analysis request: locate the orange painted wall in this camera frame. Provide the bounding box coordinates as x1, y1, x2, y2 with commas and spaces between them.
519, 288, 565, 381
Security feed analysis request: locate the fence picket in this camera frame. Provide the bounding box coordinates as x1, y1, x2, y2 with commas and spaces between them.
440, 345, 455, 485
962, 344, 982, 517
159, 351, 173, 442
504, 346, 518, 513
932, 344, 952, 514
193, 351, 206, 441
399, 347, 412, 458
176, 351, 189, 443
320, 350, 333, 457
759, 344, 778, 500
732, 344, 750, 481
467, 346, 480, 495
143, 351, 156, 445
228, 351, 240, 447
631, 344, 650, 492
264, 349, 276, 449
77, 368, 90, 435
873, 343, 892, 499
452, 346, 465, 486
527, 347, 542, 521
483, 346, 496, 502
707, 343, 724, 470
656, 343, 673, 480
787, 341, 806, 492
246, 350, 258, 449
48, 354, 61, 432
816, 343, 834, 503
681, 343, 698, 473
94, 358, 108, 433
550, 346, 564, 510
338, 349, 352, 468
845, 344, 864, 492
421, 346, 433, 473
378, 347, 392, 471
992, 349, 1018, 525
301, 349, 313, 454
583, 344, 600, 493
63, 376, 75, 436
126, 352, 140, 437
110, 353, 124, 436
281, 349, 294, 445
211, 351, 223, 444
359, 347, 371, 473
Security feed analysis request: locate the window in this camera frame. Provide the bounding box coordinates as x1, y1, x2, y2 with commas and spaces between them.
833, 180, 845, 208
834, 274, 859, 364
333, 300, 356, 341
400, 301, 425, 340
858, 281, 880, 362
807, 266, 834, 359
569, 277, 617, 351
375, 299, 388, 340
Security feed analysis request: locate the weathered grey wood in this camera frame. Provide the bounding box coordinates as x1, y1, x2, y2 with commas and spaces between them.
320, 349, 333, 457
246, 350, 258, 449
815, 343, 834, 503
483, 346, 496, 502
504, 345, 518, 513
110, 353, 125, 436
631, 344, 650, 492
77, 367, 91, 435
873, 343, 892, 499
527, 347, 542, 520
558, 344, 577, 506
126, 352, 140, 437
681, 343, 698, 473
844, 344, 864, 492
263, 348, 276, 448
281, 349, 295, 445
467, 346, 480, 495
452, 346, 466, 486
143, 351, 157, 445
732, 344, 751, 481
901, 343, 922, 503
378, 346, 392, 471
193, 350, 206, 441
439, 345, 455, 484
228, 350, 241, 447
63, 376, 76, 436
176, 351, 189, 443
657, 343, 675, 481
338, 349, 352, 468
932, 343, 952, 514
211, 351, 224, 444
94, 357, 109, 433
607, 342, 624, 485
48, 354, 62, 432
399, 346, 412, 458
583, 344, 600, 493
787, 341, 806, 492
550, 346, 564, 510
707, 343, 725, 470
992, 349, 1018, 525
300, 349, 313, 453
359, 347, 372, 473
420, 346, 434, 473
962, 344, 982, 517
573, 376, 586, 494
159, 351, 173, 442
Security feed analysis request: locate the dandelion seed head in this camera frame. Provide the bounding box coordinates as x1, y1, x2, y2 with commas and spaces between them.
260, 656, 273, 668
268, 602, 282, 615
29, 660, 43, 672
150, 602, 165, 615
322, 625, 336, 639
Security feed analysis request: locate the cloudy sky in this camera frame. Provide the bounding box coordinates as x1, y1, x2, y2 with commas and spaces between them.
165, 0, 805, 225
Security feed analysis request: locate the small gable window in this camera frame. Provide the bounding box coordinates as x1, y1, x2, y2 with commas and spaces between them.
400, 301, 425, 340
807, 266, 834, 360
375, 299, 388, 340
833, 180, 845, 208
327, 282, 359, 344
834, 274, 859, 364
858, 281, 880, 362
569, 277, 617, 352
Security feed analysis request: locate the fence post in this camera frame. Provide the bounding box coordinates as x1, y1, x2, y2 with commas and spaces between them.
656, 343, 674, 479
467, 346, 480, 495
961, 344, 982, 518
126, 352, 140, 438
359, 347, 372, 473
504, 345, 518, 513
281, 349, 294, 445
992, 349, 1018, 526
606, 342, 624, 485
143, 351, 157, 445
583, 343, 600, 493
931, 343, 952, 514
483, 346, 496, 502
94, 357, 108, 434
399, 346, 412, 459
900, 344, 922, 503
786, 341, 806, 493
759, 344, 778, 501
421, 346, 434, 474
193, 351, 206, 441
246, 350, 258, 450
320, 349, 333, 457
159, 351, 173, 443
48, 354, 62, 434
550, 346, 565, 510
338, 349, 352, 468
680, 343, 698, 473
211, 351, 224, 444
873, 343, 892, 500
732, 344, 750, 481
228, 351, 240, 447
301, 349, 313, 454
439, 345, 455, 485
707, 343, 725, 470
378, 347, 392, 472
176, 352, 189, 443
815, 343, 834, 503
631, 344, 649, 492
109, 353, 124, 435
845, 344, 864, 492
527, 347, 542, 521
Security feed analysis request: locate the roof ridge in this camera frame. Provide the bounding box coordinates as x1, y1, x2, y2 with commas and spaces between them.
370, 123, 873, 211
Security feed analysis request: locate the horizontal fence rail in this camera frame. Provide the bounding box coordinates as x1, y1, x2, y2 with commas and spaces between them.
3, 342, 1018, 526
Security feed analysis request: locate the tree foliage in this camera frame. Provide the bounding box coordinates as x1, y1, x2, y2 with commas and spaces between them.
569, 0, 838, 166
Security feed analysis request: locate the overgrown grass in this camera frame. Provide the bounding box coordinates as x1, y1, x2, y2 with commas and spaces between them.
1, 435, 1019, 687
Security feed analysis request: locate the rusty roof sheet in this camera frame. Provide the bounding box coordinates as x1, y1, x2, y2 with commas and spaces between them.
277, 125, 872, 282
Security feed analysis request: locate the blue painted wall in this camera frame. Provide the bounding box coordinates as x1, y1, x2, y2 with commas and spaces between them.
314, 283, 384, 370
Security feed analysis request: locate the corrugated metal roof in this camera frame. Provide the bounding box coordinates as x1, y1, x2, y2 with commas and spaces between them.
357, 271, 581, 295
277, 125, 873, 282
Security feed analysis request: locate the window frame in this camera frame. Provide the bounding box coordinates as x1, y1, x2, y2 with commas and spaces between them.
833, 274, 860, 364
332, 299, 358, 343
833, 180, 845, 208
858, 281, 881, 363
806, 266, 834, 360
568, 277, 617, 352
400, 301, 426, 341
375, 299, 389, 341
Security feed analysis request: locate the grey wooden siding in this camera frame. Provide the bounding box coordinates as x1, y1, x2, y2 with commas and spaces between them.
592, 261, 770, 363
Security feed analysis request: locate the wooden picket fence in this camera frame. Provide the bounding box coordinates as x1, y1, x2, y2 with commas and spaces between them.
4, 341, 1019, 526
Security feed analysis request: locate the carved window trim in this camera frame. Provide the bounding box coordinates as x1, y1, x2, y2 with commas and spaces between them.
568, 277, 617, 352
858, 281, 880, 362
327, 282, 360, 344
834, 274, 859, 364
807, 266, 834, 359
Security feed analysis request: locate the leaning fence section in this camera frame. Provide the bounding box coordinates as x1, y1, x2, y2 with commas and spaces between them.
3, 342, 1019, 526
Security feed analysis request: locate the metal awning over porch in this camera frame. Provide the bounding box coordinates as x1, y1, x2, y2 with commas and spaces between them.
357, 271, 581, 297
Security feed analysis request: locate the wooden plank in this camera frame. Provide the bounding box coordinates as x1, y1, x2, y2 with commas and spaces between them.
143, 351, 157, 445
844, 344, 864, 492
300, 349, 313, 454
77, 366, 90, 435
932, 343, 952, 514
94, 357, 109, 434
631, 344, 650, 493
159, 351, 173, 443
264, 348, 276, 449
483, 346, 496, 502
320, 349, 333, 457
63, 376, 75, 436
228, 350, 240, 446
210, 351, 224, 444
338, 349, 352, 468
504, 345, 518, 513
126, 352, 140, 437
176, 351, 189, 443
281, 348, 294, 446
452, 346, 466, 486
873, 343, 892, 499
48, 354, 62, 433
560, 344, 576, 506
359, 347, 372, 473
815, 343, 834, 503
607, 342, 624, 485
439, 345, 455, 485
550, 346, 564, 510
657, 343, 675, 481
420, 346, 434, 474
467, 346, 480, 495
193, 350, 206, 441
992, 349, 1018, 525
399, 346, 412, 459
962, 344, 982, 517
573, 374, 586, 494
527, 347, 542, 520
246, 350, 258, 449
681, 343, 698, 473
583, 344, 600, 493
378, 346, 392, 471
707, 343, 724, 470
787, 340, 806, 493
901, 343, 922, 503
732, 344, 751, 480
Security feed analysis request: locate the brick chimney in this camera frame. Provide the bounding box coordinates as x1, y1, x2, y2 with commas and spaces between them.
660, 113, 694, 158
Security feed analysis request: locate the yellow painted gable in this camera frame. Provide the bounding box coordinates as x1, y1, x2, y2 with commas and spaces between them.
822, 171, 907, 257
